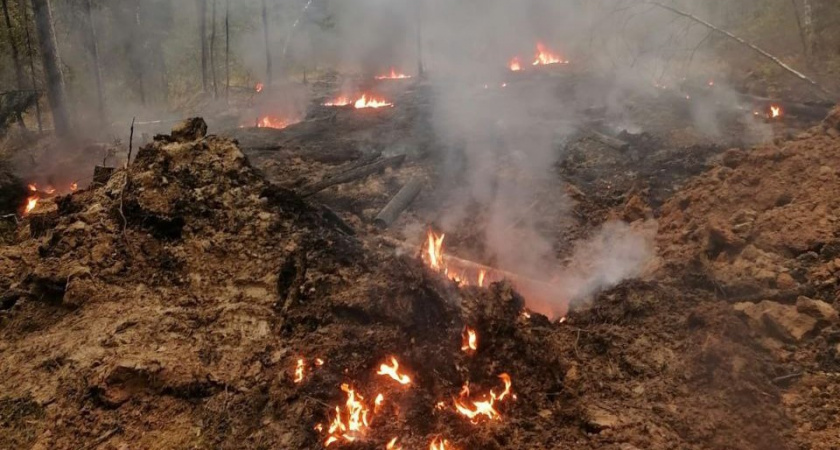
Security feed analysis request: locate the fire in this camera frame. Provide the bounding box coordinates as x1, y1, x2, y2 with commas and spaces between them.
452, 373, 514, 424
532, 42, 568, 66
70, 182, 78, 192
25, 197, 38, 214
478, 269, 486, 287
28, 184, 37, 192
425, 230, 446, 271
294, 358, 306, 384
770, 105, 783, 119
324, 96, 352, 107
376, 68, 411, 80
255, 82, 264, 93
386, 437, 402, 450
324, 384, 372, 446
256, 116, 294, 129
461, 327, 478, 353
315, 358, 325, 366
376, 357, 412, 385
374, 393, 385, 413
509, 57, 521, 72
422, 229, 489, 287
354, 95, 393, 109
429, 437, 456, 450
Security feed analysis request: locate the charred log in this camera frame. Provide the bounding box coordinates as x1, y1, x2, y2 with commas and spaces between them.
298, 154, 406, 197
374, 177, 422, 229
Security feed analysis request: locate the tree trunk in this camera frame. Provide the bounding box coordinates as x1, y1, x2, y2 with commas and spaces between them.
224, 0, 229, 103
30, 0, 69, 137
197, 0, 207, 91
261, 0, 272, 87
209, 0, 217, 98
2, 0, 26, 127
81, 0, 105, 123
18, 0, 41, 130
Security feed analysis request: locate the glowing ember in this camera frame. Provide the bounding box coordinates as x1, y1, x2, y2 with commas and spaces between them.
324, 384, 372, 446
452, 373, 514, 423
461, 327, 478, 353
429, 437, 456, 450
255, 82, 264, 93
376, 68, 411, 80
315, 358, 325, 366
70, 182, 78, 192
256, 116, 294, 129
708, 79, 715, 87
509, 57, 521, 72
770, 105, 783, 119
24, 197, 38, 214
532, 42, 568, 66
376, 357, 412, 385
354, 95, 393, 109
43, 186, 56, 195
324, 96, 352, 107
294, 358, 306, 384
386, 437, 402, 450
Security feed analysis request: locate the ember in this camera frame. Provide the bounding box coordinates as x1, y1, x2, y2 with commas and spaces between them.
375, 68, 411, 80
376, 356, 412, 385
255, 82, 264, 93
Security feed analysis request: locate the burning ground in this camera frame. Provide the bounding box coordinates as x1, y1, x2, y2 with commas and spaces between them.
1, 75, 840, 449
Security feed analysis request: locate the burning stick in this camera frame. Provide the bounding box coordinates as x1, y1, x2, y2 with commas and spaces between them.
373, 177, 423, 229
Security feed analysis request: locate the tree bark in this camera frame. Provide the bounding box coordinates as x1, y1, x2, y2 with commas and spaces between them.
261, 0, 272, 87
224, 0, 229, 103
197, 0, 207, 91
209, 0, 217, 98
2, 0, 26, 127
30, 0, 69, 137
18, 0, 41, 131
81, 0, 105, 123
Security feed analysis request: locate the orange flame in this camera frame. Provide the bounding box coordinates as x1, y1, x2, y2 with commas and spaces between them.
452, 374, 514, 423
355, 94, 393, 109
70, 182, 78, 192
461, 327, 477, 353
430, 437, 456, 450
376, 357, 412, 385
425, 230, 446, 271
509, 57, 521, 72
532, 42, 568, 66
386, 437, 402, 450
376, 68, 411, 80
315, 358, 325, 366
324, 96, 352, 107
478, 269, 486, 287
28, 183, 37, 192
25, 197, 38, 214
294, 358, 306, 384
256, 116, 294, 129
324, 384, 372, 446
770, 105, 782, 119
374, 393, 385, 414
255, 82, 264, 93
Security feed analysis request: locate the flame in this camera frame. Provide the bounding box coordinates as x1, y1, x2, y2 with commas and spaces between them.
430, 437, 456, 450
461, 327, 477, 353
386, 437, 402, 450
28, 184, 37, 192
25, 197, 38, 214
355, 95, 393, 109
377, 357, 412, 385
708, 79, 715, 87
315, 358, 325, 366
256, 116, 294, 129
452, 374, 514, 424
43, 186, 55, 195
509, 57, 521, 72
294, 358, 306, 384
70, 182, 78, 192
255, 82, 264, 92
425, 230, 446, 271
374, 393, 385, 413
324, 384, 372, 447
376, 68, 411, 80
532, 42, 567, 66
324, 96, 352, 107
422, 229, 489, 287
770, 105, 782, 118
478, 269, 486, 287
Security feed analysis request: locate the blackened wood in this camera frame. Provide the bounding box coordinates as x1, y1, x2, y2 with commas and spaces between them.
374, 177, 422, 229
93, 166, 114, 186
299, 154, 406, 197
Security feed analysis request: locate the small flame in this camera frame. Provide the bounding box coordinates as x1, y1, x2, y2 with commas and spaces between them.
374, 393, 385, 413
377, 357, 412, 385
509, 57, 521, 72
25, 196, 38, 214
294, 358, 306, 384
478, 269, 486, 287
532, 42, 568, 66
315, 358, 325, 366
256, 116, 294, 129
461, 327, 478, 353
324, 384, 372, 447
70, 182, 78, 192
376, 68, 411, 80
324, 96, 352, 107
708, 79, 715, 86
255, 82, 264, 93
354, 95, 393, 109
386, 437, 402, 450
429, 437, 456, 450
452, 374, 514, 424
43, 186, 56, 195
770, 105, 782, 119
425, 230, 446, 271
28, 184, 37, 192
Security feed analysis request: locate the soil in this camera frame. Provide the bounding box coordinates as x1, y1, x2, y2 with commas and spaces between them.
1, 73, 839, 450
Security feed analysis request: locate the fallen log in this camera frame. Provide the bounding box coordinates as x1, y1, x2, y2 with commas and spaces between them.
586, 129, 629, 151
374, 177, 423, 229
299, 154, 406, 197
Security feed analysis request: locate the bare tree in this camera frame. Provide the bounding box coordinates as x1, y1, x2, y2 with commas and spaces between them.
210, 0, 217, 98
18, 0, 40, 130
262, 0, 272, 87
197, 0, 207, 91
225, 0, 229, 102
30, 0, 69, 137
82, 0, 105, 122
2, 0, 26, 127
